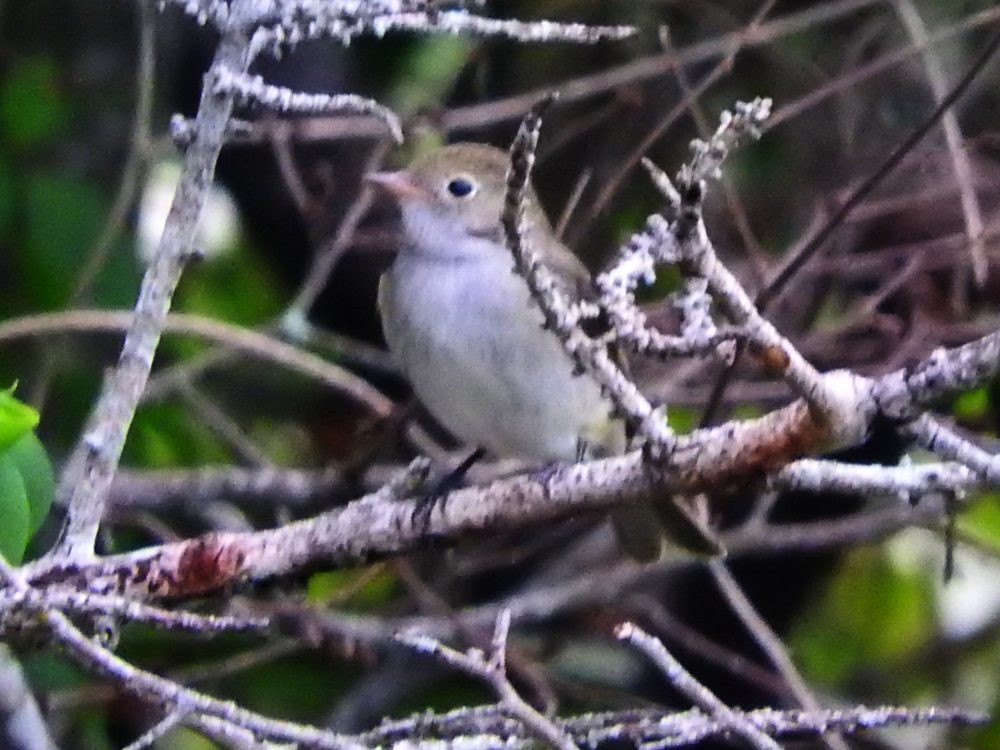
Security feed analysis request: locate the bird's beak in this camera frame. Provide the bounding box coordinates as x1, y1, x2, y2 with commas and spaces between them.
364, 170, 430, 202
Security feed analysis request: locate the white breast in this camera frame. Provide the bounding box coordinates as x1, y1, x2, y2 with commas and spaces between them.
379, 250, 621, 461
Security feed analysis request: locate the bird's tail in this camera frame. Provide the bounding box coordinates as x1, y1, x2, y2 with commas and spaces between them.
612, 496, 723, 563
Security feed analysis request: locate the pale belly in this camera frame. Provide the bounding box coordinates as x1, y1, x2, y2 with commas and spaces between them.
380, 255, 621, 461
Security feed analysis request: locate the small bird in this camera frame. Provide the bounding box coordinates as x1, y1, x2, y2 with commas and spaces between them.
368, 143, 716, 561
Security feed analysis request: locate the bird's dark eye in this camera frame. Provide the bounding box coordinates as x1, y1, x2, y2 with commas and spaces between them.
446, 177, 476, 198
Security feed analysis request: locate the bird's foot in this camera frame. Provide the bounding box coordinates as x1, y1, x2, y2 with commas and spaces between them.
532, 460, 570, 487
410, 447, 486, 532
529, 440, 589, 487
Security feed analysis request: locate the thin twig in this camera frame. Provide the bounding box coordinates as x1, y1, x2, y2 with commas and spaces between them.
585, 0, 778, 224
894, 0, 987, 290
616, 622, 783, 750
120, 710, 188, 750
398, 610, 578, 750
0, 309, 394, 419
51, 12, 261, 560
708, 561, 850, 750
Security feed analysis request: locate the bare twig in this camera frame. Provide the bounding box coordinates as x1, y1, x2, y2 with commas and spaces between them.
586, 0, 778, 222
708, 561, 850, 750
20, 316, 1000, 601
0, 551, 354, 749
213, 65, 403, 143
6, 2, 998, 742
399, 610, 578, 750
0, 646, 56, 750
0, 587, 270, 636
285, 141, 393, 318
73, 0, 157, 302
759, 24, 1000, 312
894, 0, 988, 288
906, 415, 1000, 482
0, 309, 395, 419
502, 94, 678, 453
616, 621, 783, 750
108, 464, 348, 513
120, 710, 188, 750
358, 702, 984, 749
50, 9, 262, 561
247, 0, 893, 141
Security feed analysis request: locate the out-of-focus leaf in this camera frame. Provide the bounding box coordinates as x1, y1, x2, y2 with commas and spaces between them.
228, 654, 347, 721
178, 250, 283, 329
125, 403, 232, 468
812, 291, 849, 330
6, 431, 55, 535
307, 569, 352, 603
666, 405, 695, 434
552, 639, 645, 688
23, 172, 105, 308
138, 159, 242, 266
731, 403, 764, 420
22, 651, 88, 693
0, 453, 30, 564
91, 235, 142, 308
731, 138, 794, 253
641, 262, 683, 301
159, 727, 217, 750
248, 421, 314, 466
791, 548, 934, 689
954, 386, 990, 422
307, 567, 398, 608
970, 682, 1000, 750
0, 56, 68, 149
75, 713, 114, 750
0, 155, 16, 237
0, 386, 39, 453
959, 492, 1000, 548
387, 36, 473, 115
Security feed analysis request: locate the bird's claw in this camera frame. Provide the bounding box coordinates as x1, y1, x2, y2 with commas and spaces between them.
409, 447, 486, 534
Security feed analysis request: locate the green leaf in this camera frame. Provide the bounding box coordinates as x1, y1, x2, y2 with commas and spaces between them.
791, 547, 935, 690
158, 727, 217, 750
0, 386, 40, 453
954, 386, 990, 421
666, 405, 696, 434
0, 453, 31, 564
22, 172, 106, 309
970, 681, 1000, 750
6, 432, 55, 535
124, 402, 232, 467
0, 155, 17, 238
306, 568, 398, 608
177, 248, 283, 329
731, 403, 764, 420
387, 36, 474, 115
958, 492, 1000, 548
0, 56, 68, 150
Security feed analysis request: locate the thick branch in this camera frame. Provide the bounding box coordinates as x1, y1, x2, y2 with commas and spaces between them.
23, 398, 852, 599
26, 312, 1000, 599
876, 329, 1000, 419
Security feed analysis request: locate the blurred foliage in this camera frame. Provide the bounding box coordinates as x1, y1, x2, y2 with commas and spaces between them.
0, 388, 54, 563
791, 547, 936, 691
0, 385, 39, 450
124, 402, 234, 468
384, 36, 475, 116
0, 451, 31, 563
0, 56, 68, 151
961, 492, 1000, 548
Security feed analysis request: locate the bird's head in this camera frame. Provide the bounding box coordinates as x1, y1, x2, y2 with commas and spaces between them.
366, 143, 549, 257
